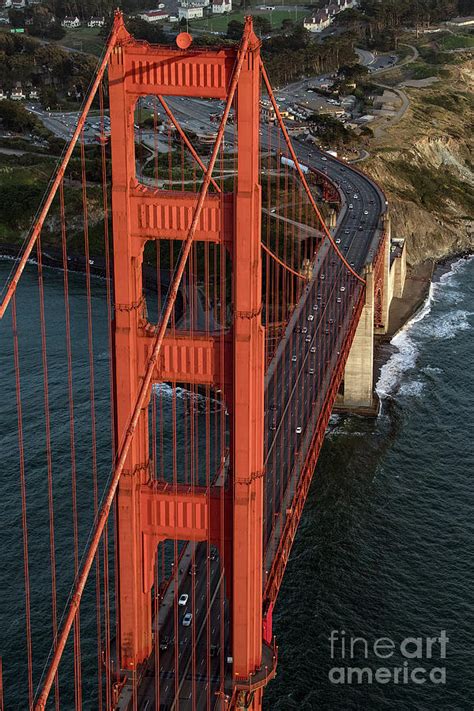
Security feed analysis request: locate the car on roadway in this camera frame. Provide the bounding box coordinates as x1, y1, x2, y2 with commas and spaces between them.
159, 635, 171, 651
182, 613, 193, 627
349, 204, 353, 209
295, 427, 302, 434
344, 229, 350, 234
178, 593, 189, 607
308, 367, 315, 375
305, 335, 311, 342
292, 354, 297, 362
312, 304, 319, 311
310, 346, 316, 353
335, 238, 341, 244
340, 286, 346, 292
364, 210, 369, 215
320, 274, 325, 280
321, 156, 327, 161
301, 326, 308, 333
307, 314, 314, 321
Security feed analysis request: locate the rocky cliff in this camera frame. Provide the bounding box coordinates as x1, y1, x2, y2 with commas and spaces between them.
364, 59, 473, 265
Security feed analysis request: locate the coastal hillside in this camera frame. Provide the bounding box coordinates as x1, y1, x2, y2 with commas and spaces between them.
364, 57, 474, 265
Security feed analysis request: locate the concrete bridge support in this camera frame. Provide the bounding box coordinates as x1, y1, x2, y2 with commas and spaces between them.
337, 215, 407, 414
338, 265, 378, 413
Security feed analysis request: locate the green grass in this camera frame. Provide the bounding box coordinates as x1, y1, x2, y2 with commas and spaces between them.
57, 26, 106, 56
438, 33, 474, 51
191, 8, 304, 33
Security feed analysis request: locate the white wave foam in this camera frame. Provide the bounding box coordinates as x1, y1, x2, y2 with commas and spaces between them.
376, 284, 434, 398
417, 309, 472, 340
376, 255, 473, 401
398, 380, 424, 397
152, 382, 224, 411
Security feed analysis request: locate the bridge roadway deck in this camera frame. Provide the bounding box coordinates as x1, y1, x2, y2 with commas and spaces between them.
132, 138, 385, 710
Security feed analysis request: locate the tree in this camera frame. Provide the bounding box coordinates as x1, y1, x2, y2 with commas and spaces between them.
40, 87, 59, 110
281, 19, 294, 32
253, 16, 271, 35
0, 101, 38, 132
226, 20, 244, 40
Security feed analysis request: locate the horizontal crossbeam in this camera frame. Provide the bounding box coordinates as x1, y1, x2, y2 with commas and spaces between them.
139, 328, 232, 386
130, 184, 233, 249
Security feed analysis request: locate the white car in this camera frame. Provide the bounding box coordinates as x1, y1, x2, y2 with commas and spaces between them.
340, 286, 346, 292
178, 594, 188, 607
305, 335, 311, 343
335, 238, 341, 244
364, 210, 369, 215
292, 354, 297, 362
182, 613, 193, 627
310, 346, 316, 353
349, 204, 353, 209
321, 156, 327, 161
307, 314, 314, 321
295, 426, 302, 434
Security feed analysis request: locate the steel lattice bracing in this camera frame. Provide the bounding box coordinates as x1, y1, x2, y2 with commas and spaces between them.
0, 11, 388, 711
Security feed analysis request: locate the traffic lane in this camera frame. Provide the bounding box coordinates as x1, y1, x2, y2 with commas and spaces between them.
171, 591, 228, 709
264, 283, 362, 558
138, 545, 223, 709
264, 217, 366, 513
263, 257, 360, 546
264, 273, 364, 565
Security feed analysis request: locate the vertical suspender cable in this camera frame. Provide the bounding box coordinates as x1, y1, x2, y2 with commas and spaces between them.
12, 295, 34, 710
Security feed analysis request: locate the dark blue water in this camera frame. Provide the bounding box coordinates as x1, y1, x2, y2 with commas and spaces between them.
1, 255, 472, 709
264, 255, 474, 710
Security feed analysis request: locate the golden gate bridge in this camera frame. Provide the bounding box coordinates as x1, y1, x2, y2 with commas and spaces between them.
0, 12, 396, 710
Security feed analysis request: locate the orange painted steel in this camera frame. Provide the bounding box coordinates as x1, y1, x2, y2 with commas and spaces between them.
261, 242, 306, 281
260, 61, 366, 285
33, 16, 253, 710
0, 22, 121, 321
232, 28, 265, 684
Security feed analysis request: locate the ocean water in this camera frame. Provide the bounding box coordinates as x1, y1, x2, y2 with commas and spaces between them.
264, 255, 474, 710
0, 255, 472, 709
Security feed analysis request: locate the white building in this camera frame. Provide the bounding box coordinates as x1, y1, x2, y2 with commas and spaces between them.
212, 0, 231, 13
304, 9, 332, 33
178, 6, 204, 20
87, 16, 105, 28
180, 0, 209, 6
61, 16, 81, 28
138, 9, 169, 22
304, 0, 357, 32
11, 83, 25, 100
